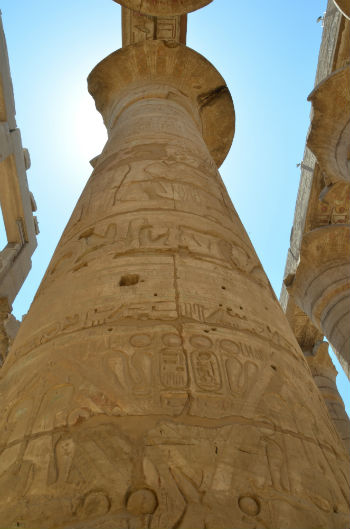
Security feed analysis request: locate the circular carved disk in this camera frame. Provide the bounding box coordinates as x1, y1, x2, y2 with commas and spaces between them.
112, 0, 213, 16
126, 489, 158, 515
238, 496, 260, 516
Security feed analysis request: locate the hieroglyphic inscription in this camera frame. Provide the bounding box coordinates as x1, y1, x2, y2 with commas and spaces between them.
42, 217, 267, 299
311, 182, 350, 229
160, 333, 188, 388
189, 335, 222, 392
12, 298, 304, 374
156, 18, 180, 40
191, 350, 222, 392
122, 9, 184, 47
6, 326, 312, 437
225, 358, 259, 397
123, 10, 155, 45
58, 149, 231, 247
11, 296, 307, 392
1, 32, 349, 529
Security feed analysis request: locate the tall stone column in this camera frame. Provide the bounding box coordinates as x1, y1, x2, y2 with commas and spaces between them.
0, 8, 349, 529
306, 342, 350, 453
0, 298, 10, 366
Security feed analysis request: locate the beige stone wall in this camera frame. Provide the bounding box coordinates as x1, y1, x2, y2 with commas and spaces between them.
0, 12, 38, 363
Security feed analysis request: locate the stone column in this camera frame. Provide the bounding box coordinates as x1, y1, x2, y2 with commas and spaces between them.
0, 297, 10, 366
0, 23, 349, 529
282, 298, 350, 455
289, 13, 350, 376
306, 342, 350, 453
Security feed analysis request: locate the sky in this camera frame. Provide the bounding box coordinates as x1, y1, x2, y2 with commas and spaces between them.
1, 0, 349, 414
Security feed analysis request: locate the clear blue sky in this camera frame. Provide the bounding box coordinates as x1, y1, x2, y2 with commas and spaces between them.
1, 0, 349, 414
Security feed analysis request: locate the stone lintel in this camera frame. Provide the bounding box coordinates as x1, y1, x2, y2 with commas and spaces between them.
122, 7, 187, 47
113, 0, 213, 16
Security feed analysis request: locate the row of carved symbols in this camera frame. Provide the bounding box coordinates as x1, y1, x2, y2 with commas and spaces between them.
106, 333, 263, 397
189, 334, 260, 395
12, 300, 305, 380
106, 332, 188, 396
115, 159, 228, 213
59, 143, 223, 243
42, 218, 266, 295
12, 302, 179, 359
180, 302, 304, 369
6, 335, 269, 444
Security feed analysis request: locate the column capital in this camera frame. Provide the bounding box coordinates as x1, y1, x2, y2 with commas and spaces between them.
307, 65, 350, 185
333, 0, 350, 20
88, 40, 235, 167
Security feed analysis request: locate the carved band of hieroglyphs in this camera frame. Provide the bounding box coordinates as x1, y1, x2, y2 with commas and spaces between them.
122, 9, 184, 47
41, 218, 267, 293
12, 302, 304, 372
4, 331, 317, 441
59, 154, 234, 244
61, 180, 236, 252
1, 360, 335, 459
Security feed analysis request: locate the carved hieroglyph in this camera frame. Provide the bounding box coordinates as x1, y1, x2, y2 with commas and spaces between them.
0, 19, 349, 529
121, 8, 187, 47
120, 0, 189, 48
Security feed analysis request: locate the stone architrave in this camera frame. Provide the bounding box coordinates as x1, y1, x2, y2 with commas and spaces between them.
0, 3, 349, 529
121, 6, 187, 47
113, 0, 213, 16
